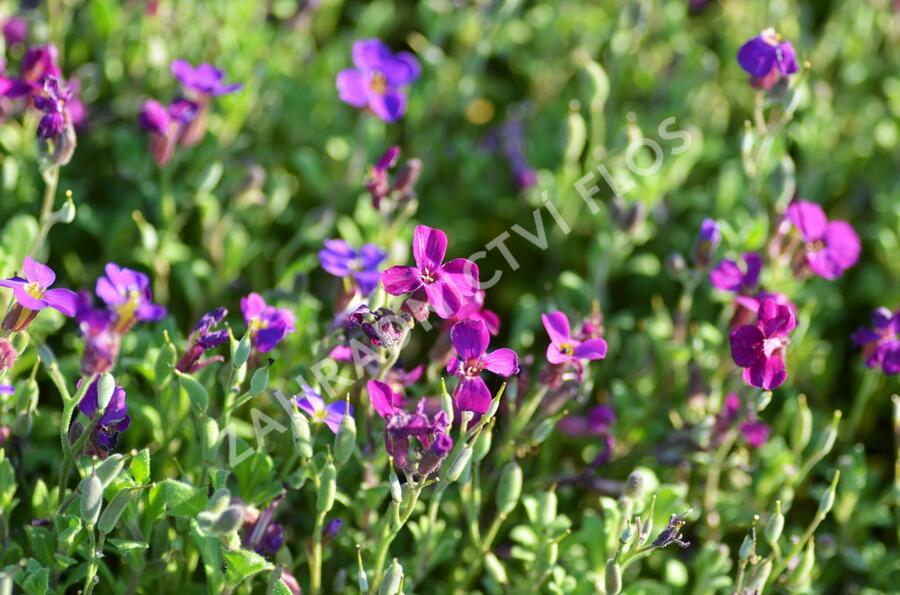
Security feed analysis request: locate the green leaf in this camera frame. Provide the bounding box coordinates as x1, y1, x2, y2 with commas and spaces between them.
191, 520, 225, 595
20, 561, 49, 595
224, 548, 272, 589
175, 370, 209, 411
146, 479, 207, 523
271, 578, 294, 595
130, 448, 151, 484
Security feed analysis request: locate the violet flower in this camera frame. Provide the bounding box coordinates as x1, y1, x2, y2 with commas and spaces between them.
176, 308, 229, 373
712, 393, 770, 448
138, 98, 198, 165
171, 60, 242, 97
0, 256, 77, 333
786, 200, 860, 280
33, 76, 73, 139
709, 252, 762, 293
296, 386, 352, 433
0, 384, 13, 395
737, 29, 798, 90
541, 311, 608, 365
366, 146, 400, 208
692, 218, 720, 267
95, 263, 167, 333
381, 225, 479, 319
447, 319, 519, 414
240, 293, 295, 353
729, 298, 796, 390
77, 378, 131, 451
739, 420, 771, 448
852, 307, 899, 375
75, 290, 120, 375
1, 44, 59, 99
368, 379, 407, 419
336, 39, 420, 123
319, 239, 387, 296
243, 497, 284, 556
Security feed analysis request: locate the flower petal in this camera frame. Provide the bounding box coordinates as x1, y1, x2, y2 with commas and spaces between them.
541, 311, 571, 345
482, 348, 519, 377
412, 225, 447, 271
730, 324, 765, 367
450, 319, 490, 360
424, 279, 463, 319
367, 89, 407, 122
43, 288, 78, 317
574, 339, 608, 360
381, 266, 421, 295
745, 355, 786, 390
441, 259, 479, 297
352, 39, 392, 70
382, 52, 420, 86
786, 200, 827, 242
823, 220, 860, 270
454, 377, 492, 414
737, 36, 777, 78
23, 256, 55, 287
546, 343, 570, 364
336, 69, 369, 107
13, 286, 45, 310
368, 379, 398, 419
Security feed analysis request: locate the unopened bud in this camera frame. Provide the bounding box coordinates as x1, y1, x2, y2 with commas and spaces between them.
333, 411, 357, 467
98, 488, 134, 534
95, 454, 126, 488
96, 373, 116, 415
248, 367, 269, 396
441, 445, 472, 483
317, 462, 337, 513
765, 501, 784, 547
473, 425, 492, 461
813, 411, 841, 458
440, 379, 454, 426
388, 460, 403, 503
484, 552, 508, 584
291, 409, 313, 459
539, 488, 558, 527
232, 336, 251, 368
792, 395, 813, 452
496, 462, 523, 516
176, 370, 209, 411
356, 546, 369, 592
605, 559, 622, 595
624, 470, 646, 500
80, 474, 103, 527
817, 470, 840, 517
619, 521, 635, 546
58, 191, 76, 223
379, 558, 403, 595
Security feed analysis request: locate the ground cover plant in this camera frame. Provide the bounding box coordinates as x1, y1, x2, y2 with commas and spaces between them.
0, 0, 898, 593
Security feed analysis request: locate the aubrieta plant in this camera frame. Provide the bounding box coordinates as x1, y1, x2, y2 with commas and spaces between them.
0, 3, 896, 595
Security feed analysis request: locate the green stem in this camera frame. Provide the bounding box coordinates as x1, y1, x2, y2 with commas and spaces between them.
309, 510, 327, 595
844, 370, 878, 443
413, 482, 449, 580
30, 165, 60, 258
370, 483, 425, 592
768, 512, 825, 585
83, 530, 105, 595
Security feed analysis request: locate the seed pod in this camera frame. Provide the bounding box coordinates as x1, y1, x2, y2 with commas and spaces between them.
440, 379, 454, 426
746, 560, 772, 592
535, 542, 558, 575
212, 505, 244, 534
817, 471, 840, 517
623, 470, 646, 500
484, 552, 508, 585
441, 445, 472, 483
484, 392, 502, 421
787, 540, 815, 590
317, 462, 337, 513
473, 425, 492, 462
531, 417, 555, 445
94, 454, 126, 488
290, 410, 313, 459
155, 340, 177, 385
765, 501, 784, 547
813, 411, 841, 458
333, 412, 357, 467
356, 546, 369, 592
538, 489, 558, 527
605, 560, 622, 595
232, 336, 251, 368
378, 558, 403, 595
496, 462, 522, 516
96, 373, 116, 415
618, 521, 635, 546
98, 489, 133, 534
176, 370, 209, 411
791, 395, 812, 452
248, 367, 269, 396
80, 474, 103, 527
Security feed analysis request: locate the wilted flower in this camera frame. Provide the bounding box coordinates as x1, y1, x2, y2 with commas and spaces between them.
730, 298, 796, 390
240, 293, 295, 353
852, 307, 898, 375
541, 311, 608, 365
176, 307, 229, 373
382, 225, 479, 319
33, 76, 72, 139
383, 398, 452, 474
709, 252, 762, 293
692, 218, 720, 267
319, 239, 387, 296
0, 256, 77, 333
447, 319, 518, 413
296, 386, 352, 433
0, 339, 17, 372
737, 29, 798, 90
95, 263, 167, 333
171, 59, 242, 97
77, 378, 131, 451
786, 200, 860, 280
651, 512, 691, 549
348, 305, 411, 349
243, 496, 284, 556
336, 38, 420, 122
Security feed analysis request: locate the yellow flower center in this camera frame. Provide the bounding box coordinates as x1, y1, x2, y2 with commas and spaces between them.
313, 408, 328, 423
114, 290, 141, 332
559, 342, 575, 356
249, 316, 269, 332
369, 72, 387, 95
25, 282, 45, 300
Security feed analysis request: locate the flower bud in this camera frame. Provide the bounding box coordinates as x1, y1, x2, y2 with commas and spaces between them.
441, 445, 472, 483
50, 120, 77, 165
484, 552, 508, 585
208, 488, 231, 514
791, 395, 813, 452
98, 488, 133, 534
94, 454, 126, 488
473, 425, 492, 461
57, 191, 76, 223
155, 340, 177, 385
232, 336, 251, 368
317, 462, 337, 513
212, 505, 245, 534
496, 462, 523, 516
813, 411, 841, 458
623, 470, 646, 501
96, 373, 116, 415
379, 558, 403, 595
619, 521, 635, 546
290, 410, 313, 459
248, 367, 269, 396
787, 540, 815, 590
765, 501, 784, 547
80, 474, 103, 527
739, 526, 756, 561
538, 489, 558, 527
531, 417, 555, 445
440, 379, 454, 426
605, 559, 622, 595
484, 391, 503, 421
176, 370, 209, 411
817, 471, 840, 517
333, 411, 357, 467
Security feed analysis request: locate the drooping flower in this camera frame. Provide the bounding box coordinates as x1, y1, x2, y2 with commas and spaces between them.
729, 298, 796, 390
737, 29, 799, 90
709, 252, 762, 293
0, 256, 77, 332
447, 319, 519, 414
852, 307, 899, 375
77, 378, 131, 451
95, 263, 167, 333
785, 200, 860, 280
1, 44, 59, 99
171, 59, 242, 97
367, 379, 407, 419
383, 398, 452, 474
651, 512, 691, 549
240, 293, 295, 353
541, 311, 608, 365
318, 239, 387, 296
381, 225, 479, 319
336, 38, 420, 122
296, 386, 352, 433
138, 98, 198, 165
176, 308, 230, 373
692, 218, 720, 267
449, 291, 501, 336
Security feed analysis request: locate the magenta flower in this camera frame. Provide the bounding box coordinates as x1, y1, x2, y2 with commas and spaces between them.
786, 200, 860, 280
367, 379, 407, 419
739, 420, 770, 448
2, 44, 60, 99
243, 496, 284, 557
171, 60, 242, 97
381, 225, 479, 319
447, 320, 518, 414
0, 339, 16, 372
318, 239, 387, 296
296, 386, 352, 433
138, 98, 198, 165
95, 263, 166, 333
709, 253, 762, 293
729, 298, 796, 390
852, 307, 899, 375
336, 39, 420, 123
75, 291, 120, 376
449, 290, 501, 336
77, 378, 131, 451
0, 256, 77, 332
2, 17, 28, 47
737, 29, 798, 90
241, 293, 296, 353
366, 146, 400, 208
383, 399, 452, 474
176, 308, 230, 374
541, 311, 608, 365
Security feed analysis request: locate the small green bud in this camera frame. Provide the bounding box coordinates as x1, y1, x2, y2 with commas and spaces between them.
333, 410, 357, 467
248, 367, 269, 396
618, 521, 635, 546
531, 417, 555, 445
813, 410, 841, 458
80, 474, 103, 527
154, 339, 177, 385
356, 546, 369, 592
496, 462, 523, 516
317, 462, 337, 513
605, 559, 622, 595
787, 540, 815, 590
442, 445, 472, 483
539, 489, 558, 527
94, 454, 126, 488
765, 501, 784, 547
791, 395, 813, 452
623, 470, 646, 500
440, 378, 454, 426
96, 373, 116, 415
484, 552, 508, 585
739, 528, 756, 561
58, 191, 76, 223
747, 560, 773, 592
212, 505, 244, 534
98, 488, 133, 534
175, 370, 209, 411
473, 425, 492, 462
379, 558, 403, 595
232, 336, 251, 368
484, 389, 503, 421
817, 470, 840, 517
290, 410, 313, 459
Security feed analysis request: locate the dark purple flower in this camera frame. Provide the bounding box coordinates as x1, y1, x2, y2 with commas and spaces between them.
447, 320, 518, 414
381, 225, 479, 319
709, 253, 762, 293
383, 398, 451, 474
730, 298, 796, 390
33, 76, 72, 139
651, 512, 691, 549
2, 17, 28, 47
95, 263, 167, 333
2, 44, 60, 99
240, 293, 295, 353
176, 307, 229, 373
296, 386, 352, 433
739, 420, 771, 448
786, 200, 860, 280
737, 29, 798, 90
368, 379, 407, 419
541, 311, 608, 365
448, 291, 500, 336
243, 496, 284, 556
336, 38, 420, 122
77, 378, 131, 451
852, 307, 899, 375
171, 59, 242, 97
693, 218, 720, 267
319, 239, 387, 296
325, 518, 343, 539
0, 256, 77, 332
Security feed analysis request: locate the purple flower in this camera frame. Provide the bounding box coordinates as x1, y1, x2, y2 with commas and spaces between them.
786, 200, 860, 280
0, 339, 17, 372
558, 405, 615, 465
448, 291, 501, 336
325, 518, 343, 539
651, 512, 691, 549
366, 146, 400, 208
447, 319, 518, 414
2, 17, 28, 47
243, 497, 284, 556
383, 398, 451, 474
382, 225, 479, 319
709, 252, 762, 293
368, 379, 407, 419
77, 378, 131, 451
336, 39, 420, 122
33, 76, 73, 139
852, 307, 899, 375
176, 308, 229, 373
171, 59, 242, 97
138, 98, 198, 165
319, 239, 387, 296
0, 256, 77, 332
75, 290, 120, 375
739, 420, 771, 448
296, 386, 352, 433
737, 29, 798, 90
95, 263, 167, 333
240, 293, 296, 353
693, 218, 720, 267
0, 384, 13, 395
730, 298, 796, 390
541, 311, 608, 365
2, 44, 60, 99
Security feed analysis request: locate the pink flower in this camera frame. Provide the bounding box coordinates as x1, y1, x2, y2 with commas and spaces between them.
786, 200, 860, 280
447, 320, 518, 413
541, 311, 608, 364
729, 298, 796, 390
